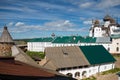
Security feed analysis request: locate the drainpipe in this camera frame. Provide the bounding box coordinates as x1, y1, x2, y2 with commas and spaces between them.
98, 64, 101, 76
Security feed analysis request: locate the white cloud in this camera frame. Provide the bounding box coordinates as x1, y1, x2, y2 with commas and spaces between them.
83, 19, 104, 25
7, 22, 14, 26
80, 17, 86, 20
44, 20, 75, 31
7, 20, 85, 33
80, 2, 93, 8
83, 20, 92, 25
97, 0, 120, 9
15, 22, 25, 27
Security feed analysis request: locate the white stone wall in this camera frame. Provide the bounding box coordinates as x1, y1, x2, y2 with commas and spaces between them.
104, 21, 110, 27
118, 76, 120, 80
27, 42, 52, 52
94, 27, 103, 37
109, 38, 120, 54
89, 30, 93, 37
27, 38, 120, 54
101, 38, 120, 54
110, 26, 120, 35
59, 63, 115, 79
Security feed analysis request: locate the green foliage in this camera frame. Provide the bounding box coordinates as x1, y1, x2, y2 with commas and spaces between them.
82, 76, 96, 80
101, 68, 120, 75
26, 51, 45, 59
113, 54, 120, 58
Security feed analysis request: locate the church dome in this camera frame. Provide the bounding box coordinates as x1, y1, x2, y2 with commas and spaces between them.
103, 14, 113, 21
94, 20, 100, 24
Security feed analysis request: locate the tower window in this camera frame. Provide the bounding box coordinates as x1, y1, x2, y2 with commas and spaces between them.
116, 47, 119, 52
108, 47, 110, 51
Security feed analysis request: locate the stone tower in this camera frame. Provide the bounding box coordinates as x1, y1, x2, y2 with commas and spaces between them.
0, 26, 14, 56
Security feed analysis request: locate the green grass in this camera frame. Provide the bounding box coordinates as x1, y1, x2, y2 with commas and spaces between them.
82, 76, 96, 80
101, 68, 120, 75
26, 51, 45, 59
113, 54, 120, 58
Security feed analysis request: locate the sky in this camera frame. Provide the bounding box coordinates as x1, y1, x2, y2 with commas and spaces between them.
0, 0, 120, 39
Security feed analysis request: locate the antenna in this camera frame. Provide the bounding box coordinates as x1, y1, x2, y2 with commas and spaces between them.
116, 16, 118, 23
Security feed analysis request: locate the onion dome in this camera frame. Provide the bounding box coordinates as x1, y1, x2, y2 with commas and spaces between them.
103, 14, 112, 21
94, 20, 100, 25
110, 18, 116, 23
51, 33, 55, 37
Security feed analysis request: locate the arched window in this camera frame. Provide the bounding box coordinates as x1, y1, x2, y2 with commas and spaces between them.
82, 71, 87, 78
116, 47, 119, 52
66, 73, 73, 77
108, 47, 110, 51
75, 72, 80, 77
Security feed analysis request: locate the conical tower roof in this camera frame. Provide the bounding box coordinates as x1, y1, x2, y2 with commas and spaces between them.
0, 26, 14, 43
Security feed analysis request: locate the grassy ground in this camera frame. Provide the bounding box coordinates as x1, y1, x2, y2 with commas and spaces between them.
26, 51, 45, 60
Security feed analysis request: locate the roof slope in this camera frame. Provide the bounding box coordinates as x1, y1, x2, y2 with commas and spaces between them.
111, 34, 120, 39
0, 26, 14, 43
11, 45, 67, 77
52, 36, 96, 43
52, 36, 83, 43
0, 57, 55, 77
43, 45, 116, 70
0, 57, 75, 80
96, 37, 111, 43
45, 46, 90, 70
79, 45, 116, 65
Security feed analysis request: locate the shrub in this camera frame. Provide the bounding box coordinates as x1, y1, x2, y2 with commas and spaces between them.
101, 68, 120, 75
82, 76, 96, 80
26, 51, 45, 59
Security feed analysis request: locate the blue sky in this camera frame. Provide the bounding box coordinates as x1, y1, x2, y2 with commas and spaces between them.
0, 0, 120, 39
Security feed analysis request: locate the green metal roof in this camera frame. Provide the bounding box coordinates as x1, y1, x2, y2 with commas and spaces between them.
111, 34, 120, 39
52, 36, 96, 43
52, 36, 83, 43
79, 45, 116, 65
28, 37, 53, 42
81, 37, 96, 43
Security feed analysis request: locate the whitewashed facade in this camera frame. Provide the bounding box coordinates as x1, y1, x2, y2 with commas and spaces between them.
108, 38, 120, 54
27, 38, 120, 54
89, 15, 120, 37
59, 63, 115, 79
27, 42, 52, 52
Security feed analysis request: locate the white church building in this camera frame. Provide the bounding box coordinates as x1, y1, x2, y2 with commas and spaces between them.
89, 15, 120, 37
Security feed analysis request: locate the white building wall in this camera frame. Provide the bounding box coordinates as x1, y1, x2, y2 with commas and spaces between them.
27, 38, 120, 54
109, 38, 120, 54
110, 25, 120, 35
59, 63, 115, 79
89, 30, 93, 37
104, 21, 110, 27
94, 27, 103, 37
27, 42, 52, 52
